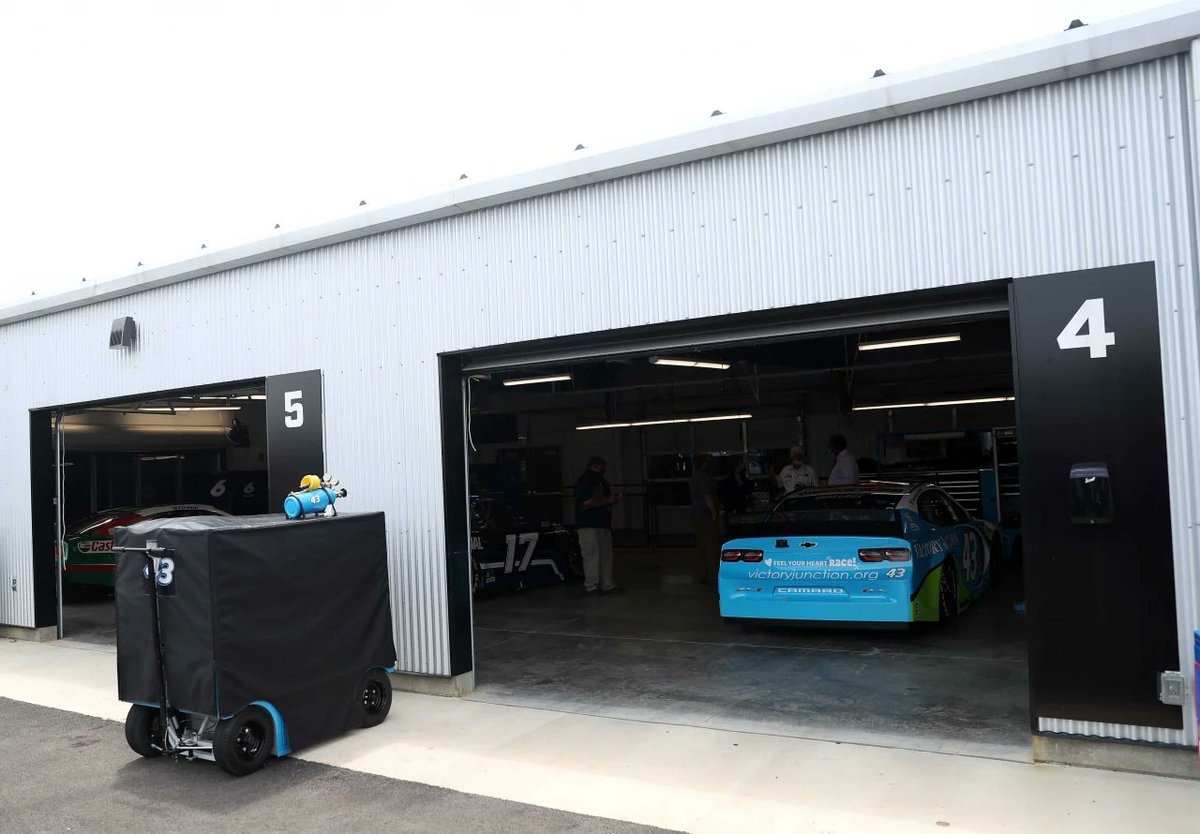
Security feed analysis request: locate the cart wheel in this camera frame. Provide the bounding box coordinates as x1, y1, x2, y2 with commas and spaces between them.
357, 668, 392, 728
124, 704, 164, 758
214, 705, 275, 777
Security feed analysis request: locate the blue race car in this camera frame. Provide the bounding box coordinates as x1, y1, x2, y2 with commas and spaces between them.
719, 483, 998, 624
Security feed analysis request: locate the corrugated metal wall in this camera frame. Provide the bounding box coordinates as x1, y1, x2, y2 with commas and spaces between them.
1, 54, 1197, 743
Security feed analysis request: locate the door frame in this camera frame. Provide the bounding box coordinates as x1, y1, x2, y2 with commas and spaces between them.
28, 377, 266, 635
439, 280, 1016, 686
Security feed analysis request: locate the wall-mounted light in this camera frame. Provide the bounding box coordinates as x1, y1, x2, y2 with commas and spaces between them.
650, 356, 731, 370
857, 334, 960, 351
109, 316, 137, 350
577, 413, 752, 431
502, 374, 572, 387
852, 395, 1014, 412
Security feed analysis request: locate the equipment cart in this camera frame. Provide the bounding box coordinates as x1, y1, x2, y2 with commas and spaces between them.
114, 512, 396, 776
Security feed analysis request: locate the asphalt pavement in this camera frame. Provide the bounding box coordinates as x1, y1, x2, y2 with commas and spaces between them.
0, 697, 673, 833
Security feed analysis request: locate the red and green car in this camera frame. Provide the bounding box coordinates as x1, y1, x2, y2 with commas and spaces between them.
60, 505, 230, 590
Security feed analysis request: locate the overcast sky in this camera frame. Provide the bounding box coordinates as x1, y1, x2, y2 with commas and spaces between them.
0, 0, 1174, 310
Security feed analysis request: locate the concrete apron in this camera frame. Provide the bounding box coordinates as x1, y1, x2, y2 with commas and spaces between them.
6, 619, 1196, 781
3, 638, 1199, 834
0, 624, 56, 642
1033, 734, 1199, 781
398, 669, 1200, 781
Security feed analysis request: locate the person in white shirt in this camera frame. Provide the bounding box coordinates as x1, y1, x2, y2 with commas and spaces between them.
778, 446, 817, 494
827, 434, 861, 486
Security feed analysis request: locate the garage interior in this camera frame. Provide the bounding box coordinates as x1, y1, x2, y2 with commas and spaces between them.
52, 383, 269, 643
463, 306, 1030, 760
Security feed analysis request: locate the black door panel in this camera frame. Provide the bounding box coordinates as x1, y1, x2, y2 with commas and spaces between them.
1010, 262, 1181, 729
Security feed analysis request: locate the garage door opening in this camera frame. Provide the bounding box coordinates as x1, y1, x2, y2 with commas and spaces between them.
37, 381, 270, 644
456, 307, 1031, 759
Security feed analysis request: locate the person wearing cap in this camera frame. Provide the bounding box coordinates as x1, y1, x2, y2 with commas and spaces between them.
574, 456, 623, 595
778, 446, 817, 494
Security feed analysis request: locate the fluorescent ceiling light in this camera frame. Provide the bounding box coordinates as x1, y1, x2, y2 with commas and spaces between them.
928, 396, 1015, 407
688, 413, 753, 423
650, 356, 731, 370
137, 406, 243, 413
577, 413, 752, 430
503, 374, 572, 387
858, 334, 961, 352
184, 394, 265, 401
854, 396, 1012, 412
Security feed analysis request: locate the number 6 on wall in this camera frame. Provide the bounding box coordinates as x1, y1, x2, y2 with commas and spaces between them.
284, 390, 304, 428
1056, 298, 1116, 358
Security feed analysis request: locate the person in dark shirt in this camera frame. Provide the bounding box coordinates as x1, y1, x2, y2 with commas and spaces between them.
690, 454, 721, 585
718, 456, 755, 514
574, 456, 623, 595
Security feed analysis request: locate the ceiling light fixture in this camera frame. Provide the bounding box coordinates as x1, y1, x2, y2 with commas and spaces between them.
852, 396, 1014, 412
650, 356, 731, 370
137, 406, 244, 413
190, 394, 267, 401
857, 334, 961, 351
502, 374, 572, 387
577, 413, 752, 431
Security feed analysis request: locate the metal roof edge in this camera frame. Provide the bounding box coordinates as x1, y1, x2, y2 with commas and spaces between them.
4, 1, 1198, 328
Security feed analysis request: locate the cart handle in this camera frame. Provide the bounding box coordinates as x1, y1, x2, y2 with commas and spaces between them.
115, 542, 178, 755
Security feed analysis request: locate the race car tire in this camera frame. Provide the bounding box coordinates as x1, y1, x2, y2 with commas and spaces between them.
357, 668, 393, 729
938, 561, 960, 623
124, 704, 164, 758
63, 582, 107, 603
214, 705, 275, 777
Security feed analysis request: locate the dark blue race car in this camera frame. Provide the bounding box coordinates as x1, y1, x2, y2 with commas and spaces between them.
470, 497, 581, 594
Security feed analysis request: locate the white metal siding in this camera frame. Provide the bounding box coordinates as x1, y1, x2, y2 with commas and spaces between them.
1038, 717, 1187, 746
1, 55, 1197, 743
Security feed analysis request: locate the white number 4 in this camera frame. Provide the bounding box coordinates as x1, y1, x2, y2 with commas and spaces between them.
284, 390, 304, 428
1057, 298, 1116, 359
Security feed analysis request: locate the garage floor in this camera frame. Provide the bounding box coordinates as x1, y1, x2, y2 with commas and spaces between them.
470, 547, 1031, 761
61, 595, 117, 646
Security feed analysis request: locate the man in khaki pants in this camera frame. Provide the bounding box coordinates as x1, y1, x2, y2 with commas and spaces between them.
573, 456, 623, 595
689, 454, 721, 585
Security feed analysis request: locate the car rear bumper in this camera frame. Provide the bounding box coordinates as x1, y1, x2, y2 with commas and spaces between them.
718, 579, 914, 623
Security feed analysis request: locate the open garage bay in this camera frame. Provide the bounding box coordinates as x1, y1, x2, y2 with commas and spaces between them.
470, 550, 1029, 760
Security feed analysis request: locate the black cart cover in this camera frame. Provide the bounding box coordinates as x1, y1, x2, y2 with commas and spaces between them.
115, 512, 395, 752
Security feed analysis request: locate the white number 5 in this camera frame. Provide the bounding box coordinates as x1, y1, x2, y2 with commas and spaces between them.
284, 390, 304, 428
1057, 298, 1115, 358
